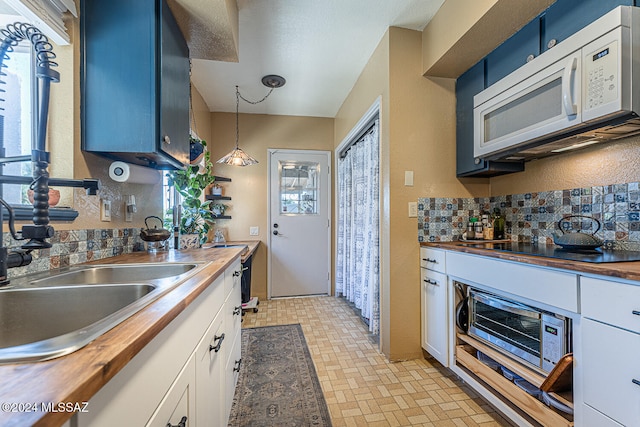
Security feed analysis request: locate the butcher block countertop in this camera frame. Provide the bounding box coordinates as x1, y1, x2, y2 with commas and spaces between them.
0, 240, 259, 427
423, 241, 640, 282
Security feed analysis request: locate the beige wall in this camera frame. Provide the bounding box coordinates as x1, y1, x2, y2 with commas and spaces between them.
490, 135, 640, 195
208, 113, 334, 301
335, 27, 489, 361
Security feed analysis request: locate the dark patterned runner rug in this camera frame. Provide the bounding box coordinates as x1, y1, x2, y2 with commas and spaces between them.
228, 324, 333, 427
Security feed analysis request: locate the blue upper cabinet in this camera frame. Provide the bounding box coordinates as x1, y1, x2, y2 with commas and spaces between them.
542, 0, 634, 53
81, 0, 190, 169
486, 19, 540, 87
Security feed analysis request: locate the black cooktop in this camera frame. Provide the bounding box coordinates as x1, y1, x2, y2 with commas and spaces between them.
458, 242, 640, 263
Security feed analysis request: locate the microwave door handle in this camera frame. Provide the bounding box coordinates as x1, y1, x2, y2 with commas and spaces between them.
562, 56, 578, 116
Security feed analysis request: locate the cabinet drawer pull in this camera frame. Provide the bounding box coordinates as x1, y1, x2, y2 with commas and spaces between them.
423, 279, 438, 285
233, 358, 242, 372
233, 306, 242, 315
633, 310, 640, 316
166, 416, 187, 427
209, 333, 225, 353
233, 270, 241, 277
633, 379, 640, 387
422, 258, 438, 263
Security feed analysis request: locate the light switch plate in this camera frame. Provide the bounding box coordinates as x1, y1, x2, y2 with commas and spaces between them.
404, 171, 414, 186
101, 199, 112, 222
408, 202, 417, 218
249, 226, 259, 236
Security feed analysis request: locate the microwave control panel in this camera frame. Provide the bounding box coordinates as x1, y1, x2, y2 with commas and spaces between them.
584, 39, 619, 110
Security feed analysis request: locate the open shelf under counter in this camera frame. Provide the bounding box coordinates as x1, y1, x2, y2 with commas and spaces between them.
455, 334, 573, 427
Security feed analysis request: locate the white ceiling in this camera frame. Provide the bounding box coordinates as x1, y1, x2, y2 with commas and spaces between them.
190, 0, 445, 118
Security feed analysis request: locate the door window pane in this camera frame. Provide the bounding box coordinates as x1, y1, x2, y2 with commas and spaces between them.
279, 161, 318, 215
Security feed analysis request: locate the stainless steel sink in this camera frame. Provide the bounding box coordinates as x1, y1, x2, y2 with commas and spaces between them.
29, 263, 199, 287
0, 262, 203, 364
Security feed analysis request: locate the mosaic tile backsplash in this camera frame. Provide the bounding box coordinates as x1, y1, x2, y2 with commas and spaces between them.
418, 181, 640, 251
4, 227, 146, 279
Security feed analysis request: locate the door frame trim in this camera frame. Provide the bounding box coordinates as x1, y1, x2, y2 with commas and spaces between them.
266, 149, 332, 299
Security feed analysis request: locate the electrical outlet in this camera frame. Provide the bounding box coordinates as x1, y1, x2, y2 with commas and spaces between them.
101, 199, 112, 222
249, 226, 259, 236
408, 202, 417, 218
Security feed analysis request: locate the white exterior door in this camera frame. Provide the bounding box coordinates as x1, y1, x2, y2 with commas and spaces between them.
268, 149, 331, 298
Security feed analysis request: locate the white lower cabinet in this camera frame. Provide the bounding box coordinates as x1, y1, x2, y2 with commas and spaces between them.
147, 354, 196, 426
420, 267, 448, 366
582, 318, 640, 426
419, 247, 448, 367
76, 259, 243, 426
195, 310, 225, 427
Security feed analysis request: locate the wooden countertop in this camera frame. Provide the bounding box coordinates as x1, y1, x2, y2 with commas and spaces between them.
0, 243, 257, 427
422, 241, 640, 282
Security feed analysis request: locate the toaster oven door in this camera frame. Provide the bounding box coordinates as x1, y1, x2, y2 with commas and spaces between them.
468, 289, 543, 370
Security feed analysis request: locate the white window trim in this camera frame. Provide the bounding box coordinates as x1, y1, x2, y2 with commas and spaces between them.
3, 0, 77, 45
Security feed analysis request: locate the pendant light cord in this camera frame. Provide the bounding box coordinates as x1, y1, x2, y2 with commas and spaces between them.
235, 85, 275, 149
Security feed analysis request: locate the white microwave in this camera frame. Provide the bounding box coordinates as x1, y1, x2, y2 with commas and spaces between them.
474, 6, 640, 161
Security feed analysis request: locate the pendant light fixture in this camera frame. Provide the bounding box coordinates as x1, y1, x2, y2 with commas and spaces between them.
217, 75, 286, 166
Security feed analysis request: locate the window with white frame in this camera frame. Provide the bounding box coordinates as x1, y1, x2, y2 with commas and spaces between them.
0, 0, 74, 205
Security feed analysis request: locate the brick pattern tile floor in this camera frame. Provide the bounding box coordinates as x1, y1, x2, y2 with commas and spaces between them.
241, 296, 512, 427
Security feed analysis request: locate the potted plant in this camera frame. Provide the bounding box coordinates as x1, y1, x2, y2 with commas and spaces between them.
211, 202, 228, 217
167, 138, 217, 248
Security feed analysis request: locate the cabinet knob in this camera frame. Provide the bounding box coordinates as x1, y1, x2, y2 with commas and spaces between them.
162, 135, 171, 145
233, 306, 242, 316
166, 416, 187, 427
209, 333, 225, 353
547, 38, 557, 49
233, 358, 242, 372
233, 270, 241, 277
526, 54, 535, 63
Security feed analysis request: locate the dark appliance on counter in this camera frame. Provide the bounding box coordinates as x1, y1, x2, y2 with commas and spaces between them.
458, 241, 640, 263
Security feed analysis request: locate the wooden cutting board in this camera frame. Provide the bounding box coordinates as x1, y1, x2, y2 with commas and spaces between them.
540, 353, 573, 393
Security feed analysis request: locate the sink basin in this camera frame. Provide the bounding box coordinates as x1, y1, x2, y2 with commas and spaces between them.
29, 263, 199, 287
209, 244, 247, 249
0, 284, 157, 363
0, 262, 204, 363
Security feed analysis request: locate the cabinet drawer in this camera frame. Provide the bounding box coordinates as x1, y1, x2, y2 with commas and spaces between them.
582, 318, 640, 426
420, 247, 446, 273
446, 251, 578, 313
581, 276, 640, 333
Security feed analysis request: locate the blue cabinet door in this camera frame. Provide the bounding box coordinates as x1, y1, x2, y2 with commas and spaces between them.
542, 0, 633, 52
81, 0, 190, 169
456, 61, 486, 176
486, 19, 540, 87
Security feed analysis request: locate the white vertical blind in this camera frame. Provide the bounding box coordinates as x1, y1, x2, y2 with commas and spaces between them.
4, 0, 77, 45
